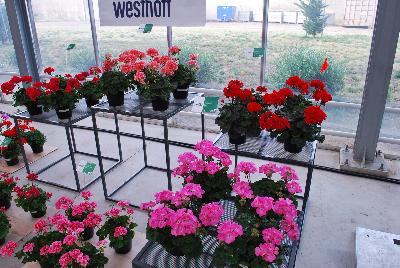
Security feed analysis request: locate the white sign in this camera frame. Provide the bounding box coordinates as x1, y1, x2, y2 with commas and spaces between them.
99, 0, 206, 26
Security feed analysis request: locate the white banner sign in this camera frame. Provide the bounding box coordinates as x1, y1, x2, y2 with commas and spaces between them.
99, 0, 206, 26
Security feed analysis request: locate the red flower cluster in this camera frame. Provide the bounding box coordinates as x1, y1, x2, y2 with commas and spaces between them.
26, 172, 38, 182
14, 185, 41, 199
44, 67, 55, 75
304, 106, 327, 125
223, 80, 243, 99
262, 88, 293, 106
310, 80, 332, 103
286, 76, 309, 94
0, 82, 15, 95
259, 112, 290, 131
26, 87, 42, 102
247, 102, 262, 113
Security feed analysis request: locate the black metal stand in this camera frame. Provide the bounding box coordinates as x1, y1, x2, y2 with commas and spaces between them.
12, 100, 120, 192
91, 92, 205, 208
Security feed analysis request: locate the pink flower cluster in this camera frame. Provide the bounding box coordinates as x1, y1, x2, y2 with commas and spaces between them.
59, 249, 90, 268
217, 221, 243, 244
0, 241, 18, 256
153, 183, 204, 207
235, 161, 257, 175
232, 181, 254, 199
114, 226, 128, 238
259, 163, 302, 195
199, 202, 224, 226
251, 196, 274, 217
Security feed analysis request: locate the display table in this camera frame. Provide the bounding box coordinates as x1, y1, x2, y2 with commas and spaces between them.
91, 92, 205, 208
132, 200, 304, 268
12, 100, 120, 192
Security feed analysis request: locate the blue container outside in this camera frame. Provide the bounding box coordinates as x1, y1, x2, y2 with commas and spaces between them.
217, 6, 236, 22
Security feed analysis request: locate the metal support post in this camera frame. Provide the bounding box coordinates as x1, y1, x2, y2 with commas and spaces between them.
260, 0, 270, 85
163, 119, 172, 190
91, 112, 108, 197
65, 126, 81, 191
87, 0, 100, 67
114, 112, 123, 161
167, 26, 173, 48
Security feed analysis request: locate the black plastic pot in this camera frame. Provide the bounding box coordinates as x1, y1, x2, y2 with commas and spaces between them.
80, 227, 94, 241
30, 143, 44, 154
228, 133, 246, 145
39, 261, 54, 268
173, 87, 189, 99
85, 95, 99, 107
30, 207, 47, 218
5, 157, 19, 167
107, 91, 124, 107
0, 237, 5, 246
55, 108, 72, 120
26, 103, 43, 116
283, 140, 303, 154
0, 198, 11, 210
151, 97, 169, 111
114, 239, 132, 254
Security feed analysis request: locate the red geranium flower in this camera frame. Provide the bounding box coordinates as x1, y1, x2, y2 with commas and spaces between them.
304, 106, 327, 125
262, 90, 286, 106
20, 76, 33, 83
9, 76, 22, 84
26, 87, 42, 102
310, 79, 326, 91
3, 128, 17, 138
26, 172, 38, 182
223, 80, 244, 98
89, 67, 102, 75
46, 77, 60, 92
313, 89, 332, 104
256, 86, 268, 92
1, 82, 15, 95
286, 76, 309, 94
259, 112, 290, 131
247, 102, 262, 113
238, 88, 252, 101
44, 67, 55, 75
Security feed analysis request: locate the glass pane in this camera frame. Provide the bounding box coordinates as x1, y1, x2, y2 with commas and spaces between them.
92, 0, 168, 60
172, 0, 264, 89
30, 0, 95, 74
265, 0, 378, 137
0, 0, 18, 73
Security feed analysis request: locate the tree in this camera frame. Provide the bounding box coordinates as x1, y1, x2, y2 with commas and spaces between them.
296, 0, 328, 37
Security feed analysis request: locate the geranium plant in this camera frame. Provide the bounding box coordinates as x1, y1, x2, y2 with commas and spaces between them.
100, 54, 131, 107
42, 67, 81, 119
1, 213, 108, 267
0, 208, 11, 245
96, 201, 137, 254
78, 67, 103, 107
141, 183, 224, 258
0, 75, 46, 115
56, 191, 102, 241
168, 46, 200, 99
0, 173, 18, 210
14, 173, 52, 218
260, 75, 330, 153
172, 140, 233, 203
215, 80, 261, 145
213, 161, 302, 267
24, 128, 46, 154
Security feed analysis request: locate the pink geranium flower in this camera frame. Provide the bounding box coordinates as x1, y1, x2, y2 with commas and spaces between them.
114, 226, 128, 238
0, 241, 18, 256
255, 242, 279, 263
199, 202, 223, 226
217, 221, 243, 244
233, 181, 254, 199
169, 208, 200, 236
251, 196, 274, 217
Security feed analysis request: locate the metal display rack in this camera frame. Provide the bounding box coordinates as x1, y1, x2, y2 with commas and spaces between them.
132, 200, 304, 268
91, 92, 205, 208
12, 100, 120, 192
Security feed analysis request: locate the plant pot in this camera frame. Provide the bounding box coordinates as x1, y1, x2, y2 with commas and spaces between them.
39, 261, 54, 268
80, 227, 94, 241
114, 239, 132, 254
0, 198, 11, 210
283, 140, 303, 154
5, 157, 19, 167
55, 108, 72, 120
30, 143, 44, 154
107, 91, 124, 107
26, 103, 43, 116
85, 95, 99, 107
228, 133, 246, 145
0, 237, 5, 246
165, 246, 185, 257
151, 97, 169, 111
173, 87, 189, 99
30, 207, 47, 218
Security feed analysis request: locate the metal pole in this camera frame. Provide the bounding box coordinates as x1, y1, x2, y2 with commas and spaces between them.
140, 108, 148, 167
65, 126, 81, 191
353, 0, 400, 161
25, 0, 42, 69
260, 0, 269, 85
87, 0, 100, 67
163, 119, 172, 190
91, 112, 108, 197
114, 112, 123, 161
167, 26, 172, 48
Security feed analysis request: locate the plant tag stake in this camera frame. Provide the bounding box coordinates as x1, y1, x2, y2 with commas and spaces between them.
138, 24, 153, 33
77, 160, 96, 175
203, 96, 219, 113
252, 48, 265, 58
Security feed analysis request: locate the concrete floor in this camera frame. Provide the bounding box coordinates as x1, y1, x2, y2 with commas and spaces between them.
0, 107, 400, 268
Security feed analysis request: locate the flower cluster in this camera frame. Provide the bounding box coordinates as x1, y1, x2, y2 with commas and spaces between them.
0, 173, 18, 205
217, 220, 244, 244
0, 75, 45, 107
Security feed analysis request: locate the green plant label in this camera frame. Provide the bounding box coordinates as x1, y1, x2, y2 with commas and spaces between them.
253, 48, 265, 58
78, 160, 96, 175
138, 24, 153, 33
66, 44, 76, 51
203, 96, 219, 113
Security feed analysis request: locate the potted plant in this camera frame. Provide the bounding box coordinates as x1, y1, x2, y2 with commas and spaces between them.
24, 129, 46, 154
0, 118, 26, 166
260, 76, 330, 153
169, 46, 199, 99
215, 80, 257, 145
141, 183, 224, 258
43, 68, 81, 120
56, 191, 102, 241
100, 54, 131, 107
133, 48, 178, 111
0, 208, 11, 245
78, 67, 103, 107
0, 173, 17, 210
97, 201, 137, 254
172, 140, 233, 203
0, 140, 21, 166
2, 213, 108, 267
14, 173, 52, 218
213, 162, 302, 267
0, 75, 46, 116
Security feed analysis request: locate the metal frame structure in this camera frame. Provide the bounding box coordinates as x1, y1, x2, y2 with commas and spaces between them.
12, 100, 120, 192
91, 92, 205, 208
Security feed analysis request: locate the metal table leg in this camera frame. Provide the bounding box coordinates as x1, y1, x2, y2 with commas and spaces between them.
302, 164, 314, 212
114, 112, 123, 161
91, 112, 108, 197
69, 122, 77, 153
234, 144, 239, 167
13, 117, 30, 173
140, 108, 148, 167
65, 126, 81, 192
201, 112, 205, 140
163, 119, 172, 190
